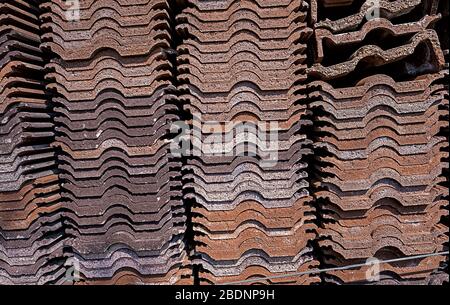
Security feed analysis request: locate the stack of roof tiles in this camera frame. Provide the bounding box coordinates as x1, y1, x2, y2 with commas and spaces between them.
1, 0, 64, 284
1, 0, 448, 286
39, 0, 191, 284
176, 0, 319, 284
436, 0, 449, 279
308, 0, 449, 284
